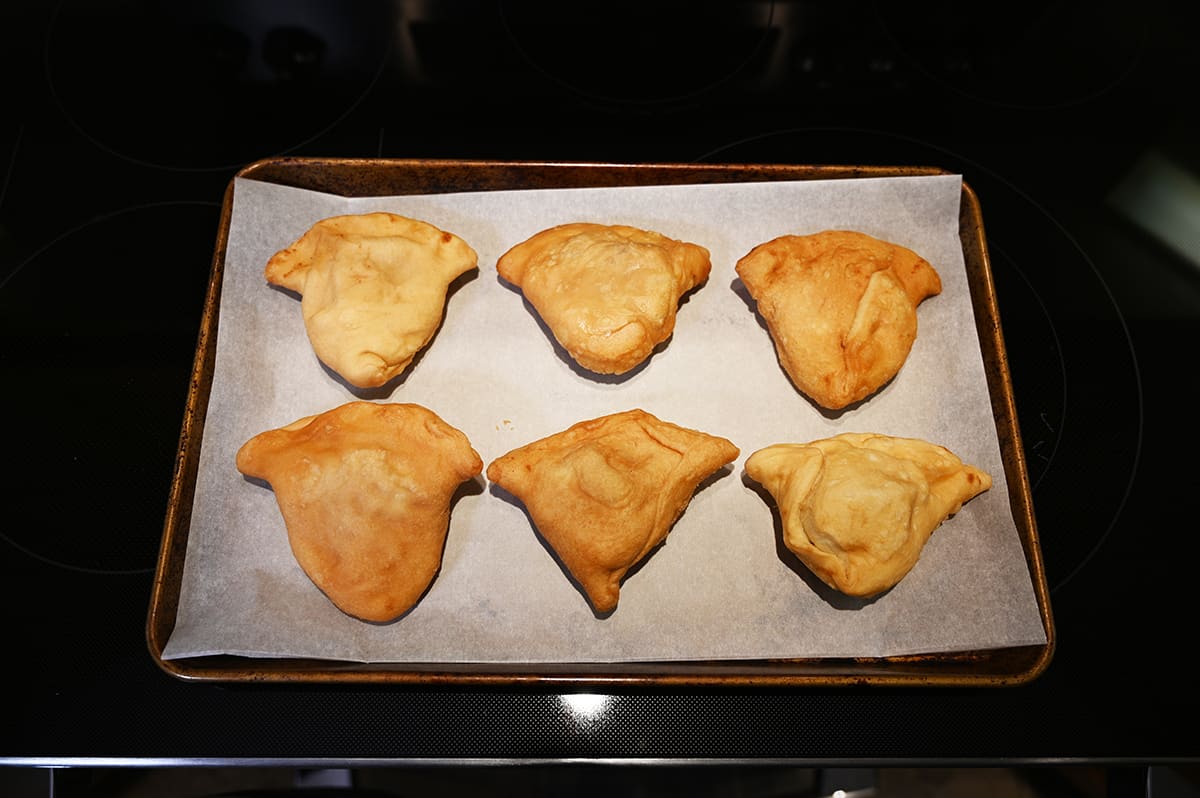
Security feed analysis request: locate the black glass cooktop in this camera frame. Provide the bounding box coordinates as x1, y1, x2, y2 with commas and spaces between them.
2, 0, 1197, 767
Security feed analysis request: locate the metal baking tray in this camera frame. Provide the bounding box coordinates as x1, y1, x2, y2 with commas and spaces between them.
147, 158, 1054, 687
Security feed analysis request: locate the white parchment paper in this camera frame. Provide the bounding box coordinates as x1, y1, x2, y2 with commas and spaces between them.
161, 173, 1048, 664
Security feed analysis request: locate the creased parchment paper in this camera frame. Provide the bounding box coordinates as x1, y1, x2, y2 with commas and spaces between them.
161, 173, 1047, 664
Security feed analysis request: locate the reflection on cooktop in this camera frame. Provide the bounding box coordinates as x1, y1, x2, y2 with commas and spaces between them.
874, 0, 1148, 108
499, 0, 778, 104
45, 0, 394, 169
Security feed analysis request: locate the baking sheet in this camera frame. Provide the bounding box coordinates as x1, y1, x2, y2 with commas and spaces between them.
160, 173, 1047, 664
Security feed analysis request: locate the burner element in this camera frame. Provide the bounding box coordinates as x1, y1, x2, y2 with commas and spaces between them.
45, 1, 394, 170
0, 203, 217, 573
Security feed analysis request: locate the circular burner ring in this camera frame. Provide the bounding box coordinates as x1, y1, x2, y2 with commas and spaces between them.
0, 202, 218, 574
695, 126, 1142, 592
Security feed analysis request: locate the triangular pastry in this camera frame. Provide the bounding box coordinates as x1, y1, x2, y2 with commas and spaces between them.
236, 401, 483, 622
487, 409, 739, 613
496, 223, 712, 374
745, 433, 991, 598
736, 230, 942, 409
265, 212, 478, 389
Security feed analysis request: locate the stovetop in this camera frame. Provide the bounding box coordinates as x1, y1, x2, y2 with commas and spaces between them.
2, 0, 1197, 765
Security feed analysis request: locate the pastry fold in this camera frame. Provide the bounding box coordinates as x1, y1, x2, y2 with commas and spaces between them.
266, 212, 478, 389
745, 433, 990, 598
487, 409, 739, 613
736, 230, 941, 409
236, 401, 483, 622
497, 223, 711, 374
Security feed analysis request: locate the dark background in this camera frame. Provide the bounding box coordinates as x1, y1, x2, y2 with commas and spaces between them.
1, 0, 1197, 791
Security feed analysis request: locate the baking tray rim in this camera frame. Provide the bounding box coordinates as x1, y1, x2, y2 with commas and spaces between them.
146, 157, 1055, 688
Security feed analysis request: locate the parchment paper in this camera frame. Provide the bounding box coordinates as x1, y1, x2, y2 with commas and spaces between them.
161, 173, 1048, 664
